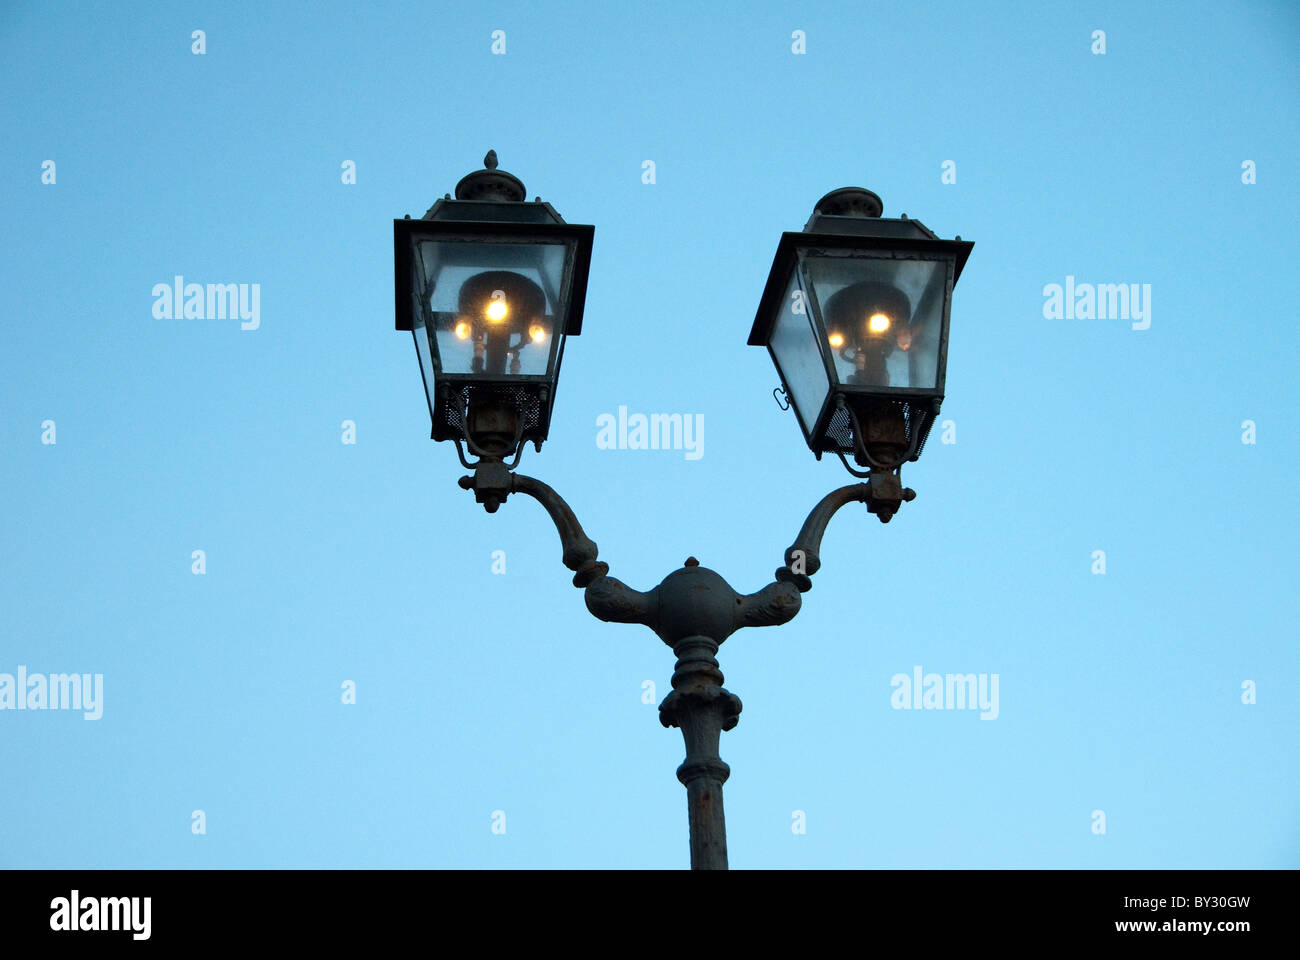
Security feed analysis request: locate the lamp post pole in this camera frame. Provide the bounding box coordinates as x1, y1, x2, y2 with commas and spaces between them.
460, 460, 910, 869
660, 629, 739, 871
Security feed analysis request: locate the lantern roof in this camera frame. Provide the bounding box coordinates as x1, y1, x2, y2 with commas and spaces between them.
415, 150, 568, 225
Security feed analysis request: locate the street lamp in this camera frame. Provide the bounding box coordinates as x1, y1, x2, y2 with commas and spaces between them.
393, 150, 594, 484
393, 155, 973, 868
748, 187, 973, 519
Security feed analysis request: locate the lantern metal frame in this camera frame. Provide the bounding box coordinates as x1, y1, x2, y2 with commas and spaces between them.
748, 191, 973, 480
393, 153, 594, 468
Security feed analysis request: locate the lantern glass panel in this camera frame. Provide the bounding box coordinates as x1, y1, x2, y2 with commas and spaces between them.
411, 317, 436, 421
769, 269, 830, 436
416, 239, 570, 377
800, 252, 951, 391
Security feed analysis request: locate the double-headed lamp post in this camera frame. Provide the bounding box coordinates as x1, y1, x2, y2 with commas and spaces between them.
393, 152, 974, 869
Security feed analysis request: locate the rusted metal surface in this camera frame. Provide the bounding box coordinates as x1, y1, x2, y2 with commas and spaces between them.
458, 468, 607, 584
659, 635, 740, 871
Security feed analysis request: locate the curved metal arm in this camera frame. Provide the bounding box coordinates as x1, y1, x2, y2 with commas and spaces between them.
459, 464, 608, 587
585, 574, 656, 627
774, 475, 916, 592
735, 580, 802, 628
774, 483, 868, 592
510, 474, 610, 586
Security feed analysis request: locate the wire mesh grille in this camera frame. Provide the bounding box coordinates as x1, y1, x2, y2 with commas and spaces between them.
824, 398, 936, 462
443, 384, 542, 435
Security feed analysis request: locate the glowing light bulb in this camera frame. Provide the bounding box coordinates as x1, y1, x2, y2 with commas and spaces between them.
528, 324, 547, 344
828, 332, 845, 348
454, 321, 472, 340
485, 297, 508, 322
868, 313, 891, 333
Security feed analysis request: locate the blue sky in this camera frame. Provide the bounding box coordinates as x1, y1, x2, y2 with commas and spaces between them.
1, 0, 1296, 868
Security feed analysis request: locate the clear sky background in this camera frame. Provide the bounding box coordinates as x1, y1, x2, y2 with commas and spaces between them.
1, 1, 1296, 869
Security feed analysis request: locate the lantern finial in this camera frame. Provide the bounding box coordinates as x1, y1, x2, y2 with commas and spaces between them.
455, 150, 526, 201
